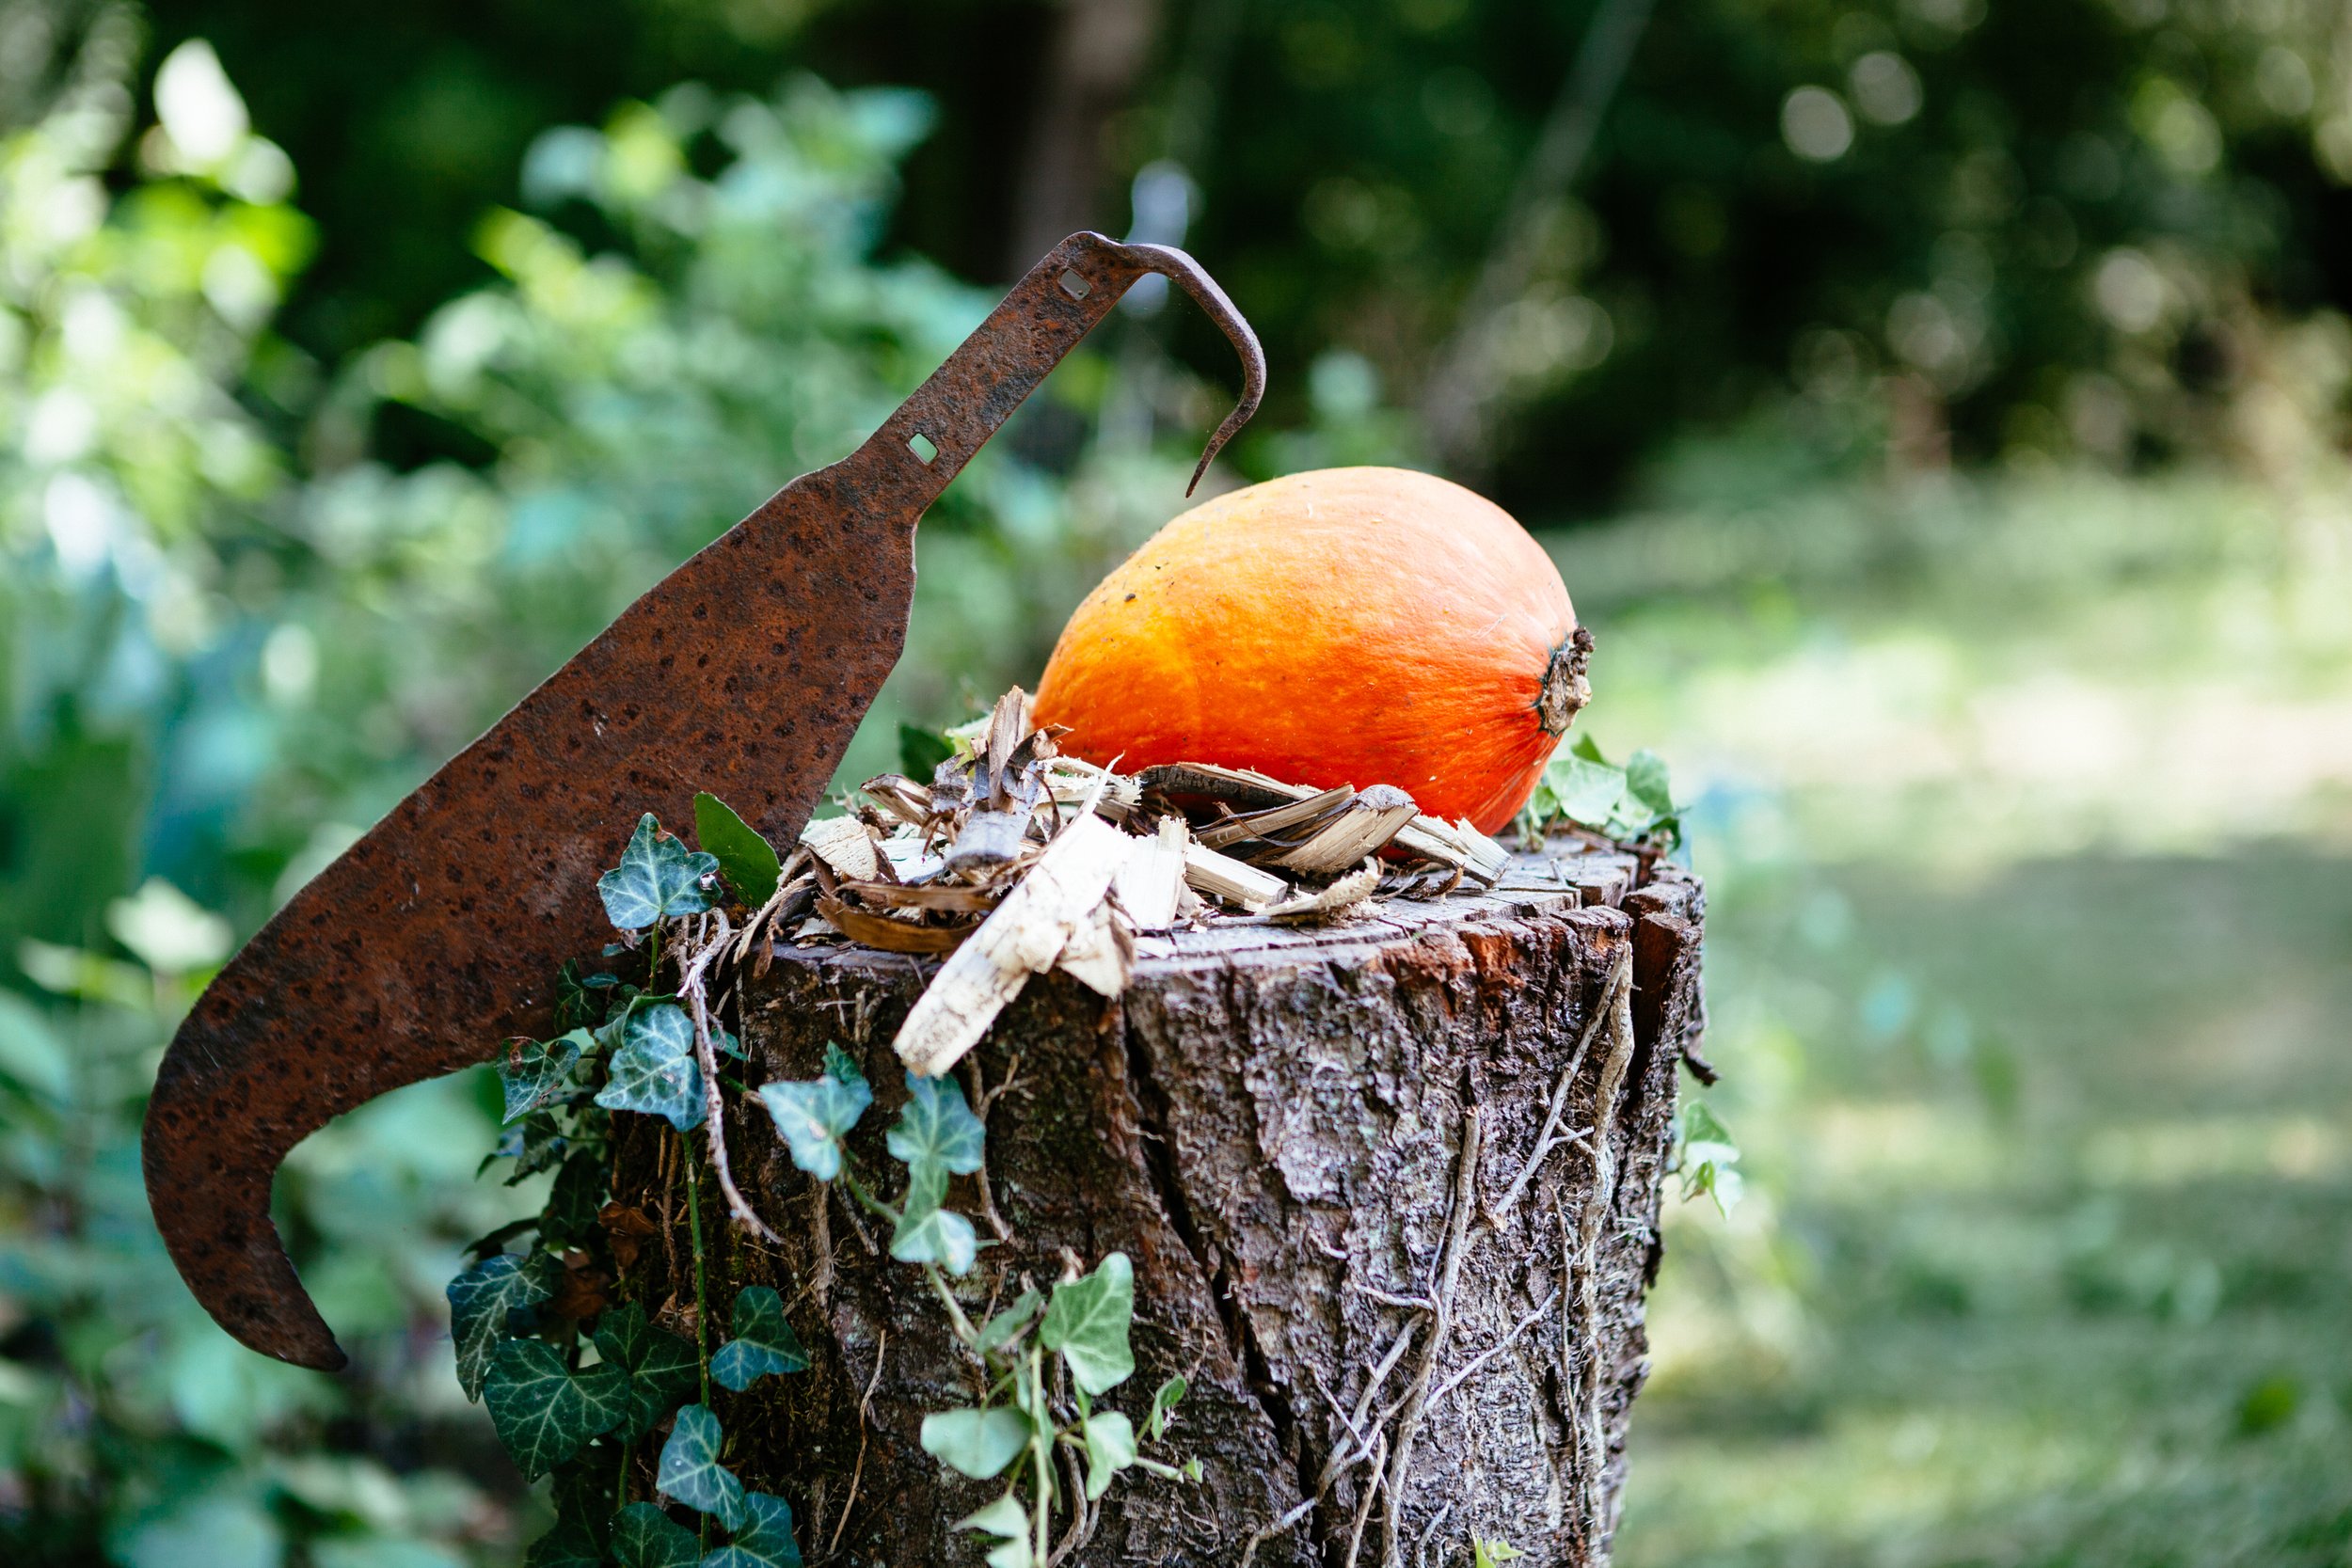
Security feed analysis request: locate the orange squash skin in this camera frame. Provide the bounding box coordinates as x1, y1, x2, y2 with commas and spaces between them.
1031, 467, 1583, 834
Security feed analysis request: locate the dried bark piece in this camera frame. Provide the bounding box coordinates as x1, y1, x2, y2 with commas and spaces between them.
1263, 862, 1381, 925
858, 774, 935, 828
945, 810, 1030, 879
894, 813, 1132, 1077
1194, 784, 1355, 850
1270, 785, 1422, 875
1054, 898, 1135, 996
1390, 815, 1510, 884
816, 896, 972, 955
838, 881, 997, 915
801, 816, 881, 882
1182, 841, 1288, 911
1136, 761, 1309, 814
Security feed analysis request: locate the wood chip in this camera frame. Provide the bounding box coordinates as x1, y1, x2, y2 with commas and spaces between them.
894, 813, 1131, 1078
945, 809, 1029, 879
1195, 784, 1356, 850
1111, 817, 1187, 931
1263, 863, 1382, 925
801, 816, 881, 881
1054, 897, 1135, 996
1182, 840, 1289, 912
857, 773, 934, 827
1390, 814, 1512, 885
839, 880, 998, 914
1272, 784, 1422, 875
817, 896, 973, 954
1138, 761, 1312, 814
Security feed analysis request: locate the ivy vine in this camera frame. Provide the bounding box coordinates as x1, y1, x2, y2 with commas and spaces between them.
450, 795, 1188, 1567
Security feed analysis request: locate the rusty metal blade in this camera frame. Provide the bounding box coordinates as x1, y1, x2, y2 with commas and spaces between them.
142, 233, 1263, 1370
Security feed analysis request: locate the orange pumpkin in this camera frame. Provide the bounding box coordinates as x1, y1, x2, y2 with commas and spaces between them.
1032, 466, 1588, 834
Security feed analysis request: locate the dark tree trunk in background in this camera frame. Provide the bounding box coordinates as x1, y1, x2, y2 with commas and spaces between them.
1008, 0, 1165, 273
613, 840, 1705, 1567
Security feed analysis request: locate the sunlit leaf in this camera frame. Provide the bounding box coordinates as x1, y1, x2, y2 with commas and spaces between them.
1081, 1410, 1136, 1500
919, 1406, 1031, 1480
976, 1289, 1042, 1354
596, 1003, 706, 1132
1041, 1252, 1135, 1395
757, 1064, 872, 1181
955, 1493, 1033, 1568
1146, 1375, 1186, 1441
886, 1069, 985, 1180
599, 813, 720, 931
889, 1162, 977, 1275
694, 792, 783, 908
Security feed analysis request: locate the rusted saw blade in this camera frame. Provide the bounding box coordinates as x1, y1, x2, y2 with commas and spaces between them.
143, 233, 1263, 1370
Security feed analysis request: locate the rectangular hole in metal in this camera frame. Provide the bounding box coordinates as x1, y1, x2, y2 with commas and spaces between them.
1057, 268, 1091, 300
908, 432, 940, 465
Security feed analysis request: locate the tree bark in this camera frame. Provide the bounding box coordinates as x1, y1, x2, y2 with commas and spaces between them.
612, 838, 1705, 1567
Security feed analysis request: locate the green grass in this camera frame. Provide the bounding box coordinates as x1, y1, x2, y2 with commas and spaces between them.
1551, 469, 2352, 1568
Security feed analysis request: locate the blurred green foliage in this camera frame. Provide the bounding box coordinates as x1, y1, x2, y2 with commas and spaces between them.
5, 0, 2352, 1562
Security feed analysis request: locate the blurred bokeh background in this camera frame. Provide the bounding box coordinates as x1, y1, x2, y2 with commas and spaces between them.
3, 0, 2347, 1563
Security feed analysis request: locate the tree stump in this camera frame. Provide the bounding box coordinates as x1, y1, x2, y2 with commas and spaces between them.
612, 836, 1706, 1567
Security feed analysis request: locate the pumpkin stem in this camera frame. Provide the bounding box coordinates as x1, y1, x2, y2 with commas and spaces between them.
1538, 626, 1594, 736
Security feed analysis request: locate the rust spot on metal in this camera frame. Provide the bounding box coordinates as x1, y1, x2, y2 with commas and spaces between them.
141, 233, 1264, 1370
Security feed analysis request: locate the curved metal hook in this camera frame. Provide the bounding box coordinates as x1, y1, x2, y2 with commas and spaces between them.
1096, 237, 1266, 493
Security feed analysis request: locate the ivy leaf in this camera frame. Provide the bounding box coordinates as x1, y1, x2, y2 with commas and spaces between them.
1471, 1539, 1528, 1567
596, 1003, 706, 1132
657, 1404, 748, 1530
594, 1303, 702, 1440
693, 792, 784, 908
954, 1494, 1033, 1568
599, 813, 721, 931
550, 1458, 616, 1549
485, 1110, 568, 1184
447, 1252, 558, 1401
1624, 750, 1675, 817
919, 1406, 1032, 1480
885, 1070, 985, 1182
1146, 1375, 1187, 1441
1081, 1410, 1136, 1501
890, 1162, 978, 1275
524, 1517, 606, 1568
556, 958, 618, 1032
502, 1029, 590, 1123
483, 1338, 628, 1479
612, 1502, 701, 1568
757, 1067, 872, 1181
1677, 1101, 1744, 1216
1041, 1252, 1135, 1396
1549, 754, 1629, 826
541, 1151, 608, 1248
711, 1286, 810, 1392
975, 1289, 1042, 1354
701, 1490, 803, 1568
824, 1042, 866, 1085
